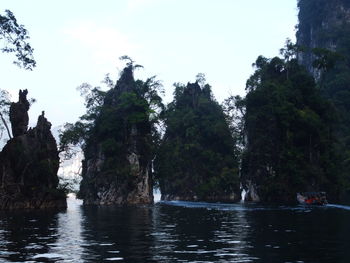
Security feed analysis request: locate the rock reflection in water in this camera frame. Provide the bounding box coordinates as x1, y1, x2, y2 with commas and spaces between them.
1, 196, 350, 262
78, 201, 253, 262
0, 208, 60, 262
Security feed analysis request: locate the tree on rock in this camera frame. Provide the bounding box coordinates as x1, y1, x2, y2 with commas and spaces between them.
60, 58, 163, 205
154, 80, 240, 202
241, 54, 339, 202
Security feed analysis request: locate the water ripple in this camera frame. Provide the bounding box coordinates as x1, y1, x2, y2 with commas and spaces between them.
0, 196, 349, 262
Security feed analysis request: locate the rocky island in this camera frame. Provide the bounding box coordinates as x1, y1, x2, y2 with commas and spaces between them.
0, 89, 66, 210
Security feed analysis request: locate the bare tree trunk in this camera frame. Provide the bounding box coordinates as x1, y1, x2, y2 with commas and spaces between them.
0, 112, 12, 139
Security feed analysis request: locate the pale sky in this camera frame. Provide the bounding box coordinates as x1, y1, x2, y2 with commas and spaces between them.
1, 0, 298, 128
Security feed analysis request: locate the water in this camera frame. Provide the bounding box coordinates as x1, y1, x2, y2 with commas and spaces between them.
0, 196, 349, 263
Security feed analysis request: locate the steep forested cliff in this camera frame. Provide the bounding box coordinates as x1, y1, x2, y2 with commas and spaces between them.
61, 62, 163, 205
58, 1, 350, 205
297, 0, 350, 200
241, 55, 340, 202
240, 0, 350, 203
154, 82, 240, 202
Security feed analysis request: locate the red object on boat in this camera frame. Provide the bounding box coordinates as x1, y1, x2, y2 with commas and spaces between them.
297, 192, 327, 205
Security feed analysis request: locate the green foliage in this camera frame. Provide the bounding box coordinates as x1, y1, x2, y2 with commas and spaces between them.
297, 0, 350, 198
241, 52, 340, 201
59, 59, 164, 190
0, 10, 35, 70
311, 48, 344, 71
280, 38, 299, 62
59, 82, 109, 158
119, 55, 143, 70
154, 81, 240, 200
59, 121, 90, 159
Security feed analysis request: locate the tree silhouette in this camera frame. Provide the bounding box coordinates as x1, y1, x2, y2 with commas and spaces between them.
0, 10, 35, 70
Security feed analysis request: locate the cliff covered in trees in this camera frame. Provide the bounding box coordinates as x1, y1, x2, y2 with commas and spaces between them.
297, 0, 350, 201
79, 66, 154, 204
154, 81, 240, 202
61, 60, 163, 205
57, 0, 350, 205
0, 90, 66, 210
241, 55, 340, 202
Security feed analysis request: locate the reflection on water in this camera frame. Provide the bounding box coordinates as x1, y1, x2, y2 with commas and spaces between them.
80, 204, 155, 262
0, 207, 60, 262
48, 196, 84, 262
151, 203, 252, 262
0, 196, 350, 262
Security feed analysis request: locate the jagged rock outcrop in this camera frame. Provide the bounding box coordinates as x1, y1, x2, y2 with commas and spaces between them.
0, 90, 66, 210
78, 66, 153, 205
9, 89, 30, 137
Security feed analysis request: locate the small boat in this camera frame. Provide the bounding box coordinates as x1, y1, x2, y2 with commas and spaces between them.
297, 192, 327, 205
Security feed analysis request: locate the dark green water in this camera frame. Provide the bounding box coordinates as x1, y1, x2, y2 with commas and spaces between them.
0, 196, 349, 262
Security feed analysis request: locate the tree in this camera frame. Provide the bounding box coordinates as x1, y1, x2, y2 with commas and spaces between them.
0, 10, 35, 70
0, 10, 36, 141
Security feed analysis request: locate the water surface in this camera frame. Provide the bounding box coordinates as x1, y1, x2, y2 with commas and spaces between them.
0, 196, 349, 262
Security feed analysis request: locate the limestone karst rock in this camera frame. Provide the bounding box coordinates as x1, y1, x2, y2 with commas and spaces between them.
297, 0, 350, 79
78, 66, 153, 205
296, 0, 350, 202
0, 90, 66, 210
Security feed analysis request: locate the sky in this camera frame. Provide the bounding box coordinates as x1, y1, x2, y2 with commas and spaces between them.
1, 0, 298, 129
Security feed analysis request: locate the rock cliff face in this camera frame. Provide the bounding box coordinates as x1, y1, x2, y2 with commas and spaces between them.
297, 0, 350, 202
297, 0, 350, 78
78, 66, 153, 205
0, 90, 66, 210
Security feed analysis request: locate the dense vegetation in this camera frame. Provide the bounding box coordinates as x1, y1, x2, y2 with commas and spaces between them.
154, 81, 240, 201
241, 53, 342, 202
60, 60, 163, 159
297, 0, 350, 200
60, 58, 163, 202
57, 1, 350, 203
60, 50, 350, 203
